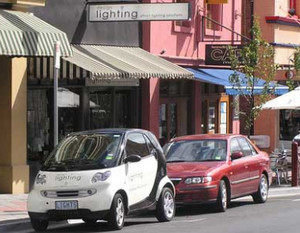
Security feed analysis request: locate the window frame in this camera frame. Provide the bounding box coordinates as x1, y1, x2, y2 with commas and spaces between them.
205, 3, 223, 37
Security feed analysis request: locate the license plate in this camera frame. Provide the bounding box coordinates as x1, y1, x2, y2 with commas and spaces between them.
55, 201, 78, 210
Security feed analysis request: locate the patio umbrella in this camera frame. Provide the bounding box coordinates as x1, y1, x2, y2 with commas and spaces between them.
261, 87, 300, 110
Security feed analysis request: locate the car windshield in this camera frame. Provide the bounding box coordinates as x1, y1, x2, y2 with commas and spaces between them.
41, 133, 122, 171
166, 139, 227, 162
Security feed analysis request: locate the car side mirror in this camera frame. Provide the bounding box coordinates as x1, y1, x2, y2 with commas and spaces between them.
231, 152, 243, 160
124, 154, 141, 163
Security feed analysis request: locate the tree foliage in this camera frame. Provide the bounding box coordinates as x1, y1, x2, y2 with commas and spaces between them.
286, 47, 300, 90
229, 18, 277, 136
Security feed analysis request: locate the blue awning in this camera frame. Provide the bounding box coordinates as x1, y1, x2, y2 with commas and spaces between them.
187, 68, 289, 95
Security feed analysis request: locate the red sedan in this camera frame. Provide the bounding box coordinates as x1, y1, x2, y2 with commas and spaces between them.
165, 134, 272, 212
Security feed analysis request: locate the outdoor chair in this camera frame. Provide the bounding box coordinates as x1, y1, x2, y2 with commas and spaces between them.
270, 152, 289, 185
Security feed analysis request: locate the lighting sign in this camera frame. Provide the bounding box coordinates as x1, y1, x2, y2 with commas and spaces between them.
88, 3, 190, 22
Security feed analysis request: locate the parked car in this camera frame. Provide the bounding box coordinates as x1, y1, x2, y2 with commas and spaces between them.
165, 134, 272, 212
28, 129, 175, 232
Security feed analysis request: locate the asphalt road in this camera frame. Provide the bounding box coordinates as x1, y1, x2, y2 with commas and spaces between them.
4, 195, 300, 233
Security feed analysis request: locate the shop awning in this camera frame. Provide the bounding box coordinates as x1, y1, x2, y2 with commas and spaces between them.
63, 45, 194, 79
0, 10, 72, 56
188, 68, 289, 95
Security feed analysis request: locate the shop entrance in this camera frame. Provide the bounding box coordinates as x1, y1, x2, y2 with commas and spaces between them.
90, 88, 139, 129
159, 98, 189, 146
201, 84, 229, 134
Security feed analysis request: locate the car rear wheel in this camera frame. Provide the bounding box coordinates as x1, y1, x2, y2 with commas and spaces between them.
108, 193, 125, 230
30, 218, 48, 232
156, 187, 175, 222
252, 174, 268, 203
215, 179, 228, 212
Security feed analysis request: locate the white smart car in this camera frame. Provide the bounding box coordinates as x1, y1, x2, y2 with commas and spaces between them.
28, 129, 175, 232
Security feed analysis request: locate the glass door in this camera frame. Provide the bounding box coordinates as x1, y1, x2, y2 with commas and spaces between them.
219, 95, 229, 134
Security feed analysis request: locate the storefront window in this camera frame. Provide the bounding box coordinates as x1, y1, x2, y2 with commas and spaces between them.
58, 88, 80, 141
27, 89, 51, 161
280, 110, 300, 140
208, 105, 216, 133
27, 88, 81, 162
90, 89, 112, 129
89, 88, 133, 129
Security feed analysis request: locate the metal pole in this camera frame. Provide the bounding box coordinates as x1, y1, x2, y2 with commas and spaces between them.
53, 41, 61, 147
291, 141, 299, 187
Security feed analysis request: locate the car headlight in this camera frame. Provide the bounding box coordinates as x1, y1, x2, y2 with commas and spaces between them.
36, 173, 47, 185
91, 171, 111, 183
184, 176, 212, 184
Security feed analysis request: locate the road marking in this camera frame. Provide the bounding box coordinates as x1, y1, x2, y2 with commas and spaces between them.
174, 218, 206, 223
292, 199, 300, 202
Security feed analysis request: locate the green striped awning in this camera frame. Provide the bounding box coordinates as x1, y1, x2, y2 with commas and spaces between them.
0, 10, 72, 57
63, 45, 193, 79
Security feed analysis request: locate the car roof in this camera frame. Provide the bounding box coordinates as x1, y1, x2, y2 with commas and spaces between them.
69, 128, 150, 136
171, 134, 244, 142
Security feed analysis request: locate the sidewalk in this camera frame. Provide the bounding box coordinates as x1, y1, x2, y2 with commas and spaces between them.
1, 184, 300, 230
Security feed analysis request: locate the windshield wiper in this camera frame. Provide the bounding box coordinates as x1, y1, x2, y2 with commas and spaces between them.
167, 160, 187, 163
41, 163, 69, 171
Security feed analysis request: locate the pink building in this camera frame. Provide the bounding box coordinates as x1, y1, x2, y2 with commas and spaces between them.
141, 0, 243, 144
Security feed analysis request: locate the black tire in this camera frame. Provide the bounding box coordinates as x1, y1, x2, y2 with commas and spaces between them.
156, 187, 175, 222
215, 179, 228, 212
30, 218, 48, 232
252, 174, 268, 203
108, 193, 125, 230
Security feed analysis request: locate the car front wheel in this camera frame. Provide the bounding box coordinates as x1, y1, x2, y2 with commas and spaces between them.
108, 193, 125, 230
156, 187, 175, 222
30, 218, 48, 232
252, 174, 268, 203
215, 179, 228, 212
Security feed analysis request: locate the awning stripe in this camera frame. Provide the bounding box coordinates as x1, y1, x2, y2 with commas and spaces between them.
0, 10, 72, 57
63, 45, 193, 79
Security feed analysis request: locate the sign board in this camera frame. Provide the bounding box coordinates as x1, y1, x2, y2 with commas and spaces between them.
206, 0, 228, 4
85, 78, 140, 87
205, 44, 243, 66
88, 3, 190, 22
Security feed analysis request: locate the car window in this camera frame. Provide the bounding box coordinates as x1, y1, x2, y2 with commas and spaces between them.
230, 138, 243, 156
238, 137, 253, 156
247, 140, 258, 155
144, 134, 155, 154
166, 140, 227, 162
42, 133, 122, 171
126, 133, 150, 158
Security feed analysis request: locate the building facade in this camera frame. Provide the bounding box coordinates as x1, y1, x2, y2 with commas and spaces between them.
0, 0, 244, 194
142, 0, 243, 145
251, 0, 300, 152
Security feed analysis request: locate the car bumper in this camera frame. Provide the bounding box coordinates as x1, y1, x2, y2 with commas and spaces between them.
27, 188, 114, 221
28, 209, 110, 221
175, 184, 218, 204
